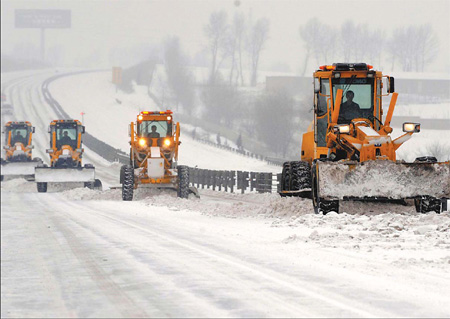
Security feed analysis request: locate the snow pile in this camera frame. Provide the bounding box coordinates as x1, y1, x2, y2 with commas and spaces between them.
0, 178, 36, 193
320, 160, 450, 199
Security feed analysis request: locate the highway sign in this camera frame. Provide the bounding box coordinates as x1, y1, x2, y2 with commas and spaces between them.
15, 9, 71, 29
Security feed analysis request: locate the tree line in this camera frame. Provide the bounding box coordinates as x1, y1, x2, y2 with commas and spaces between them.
300, 18, 439, 73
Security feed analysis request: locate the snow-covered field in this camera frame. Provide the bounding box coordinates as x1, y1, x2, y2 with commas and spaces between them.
50, 71, 280, 173
1, 70, 450, 318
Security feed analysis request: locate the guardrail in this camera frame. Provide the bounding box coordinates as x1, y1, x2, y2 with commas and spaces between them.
189, 167, 282, 194
189, 136, 286, 167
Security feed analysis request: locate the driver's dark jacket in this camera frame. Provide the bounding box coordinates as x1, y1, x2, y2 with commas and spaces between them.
338, 101, 361, 123
12, 136, 26, 145
59, 136, 75, 146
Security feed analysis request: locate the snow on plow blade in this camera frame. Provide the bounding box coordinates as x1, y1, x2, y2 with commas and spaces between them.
318, 160, 450, 200
35, 167, 95, 183
1, 162, 39, 177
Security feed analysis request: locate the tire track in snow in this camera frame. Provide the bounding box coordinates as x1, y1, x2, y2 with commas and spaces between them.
55, 198, 398, 318
31, 194, 149, 318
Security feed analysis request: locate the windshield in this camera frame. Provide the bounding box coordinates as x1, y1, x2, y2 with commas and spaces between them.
8, 126, 29, 145
54, 123, 78, 148
138, 120, 170, 138
332, 77, 374, 124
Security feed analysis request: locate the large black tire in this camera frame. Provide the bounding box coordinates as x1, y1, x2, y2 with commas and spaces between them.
177, 165, 190, 199
414, 196, 441, 214
279, 161, 311, 198
122, 165, 134, 201
85, 179, 103, 191
279, 162, 291, 197
37, 182, 47, 193
290, 161, 312, 197
120, 165, 126, 184
93, 179, 102, 191
311, 161, 339, 215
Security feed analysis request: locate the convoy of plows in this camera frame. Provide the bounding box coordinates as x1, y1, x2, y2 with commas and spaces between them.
1, 63, 449, 213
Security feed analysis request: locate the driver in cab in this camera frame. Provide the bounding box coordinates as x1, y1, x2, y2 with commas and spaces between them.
338, 90, 361, 123
147, 125, 160, 138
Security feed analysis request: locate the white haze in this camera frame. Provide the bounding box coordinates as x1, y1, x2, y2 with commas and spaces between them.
1, 0, 450, 73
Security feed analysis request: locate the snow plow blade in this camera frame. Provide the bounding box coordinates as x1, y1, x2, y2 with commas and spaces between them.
317, 160, 450, 200
35, 166, 95, 183
1, 161, 40, 180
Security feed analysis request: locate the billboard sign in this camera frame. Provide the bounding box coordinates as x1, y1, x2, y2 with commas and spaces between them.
15, 9, 71, 28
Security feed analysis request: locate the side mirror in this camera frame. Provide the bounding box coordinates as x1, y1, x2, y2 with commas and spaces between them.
32, 127, 35, 133
388, 77, 395, 93
82, 126, 85, 134
47, 126, 51, 133
128, 124, 131, 137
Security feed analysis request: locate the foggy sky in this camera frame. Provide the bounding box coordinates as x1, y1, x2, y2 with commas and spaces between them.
1, 0, 449, 73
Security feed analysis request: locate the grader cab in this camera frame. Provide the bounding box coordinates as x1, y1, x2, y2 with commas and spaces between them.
120, 110, 194, 200
1, 121, 42, 181
34, 119, 101, 192
279, 63, 449, 214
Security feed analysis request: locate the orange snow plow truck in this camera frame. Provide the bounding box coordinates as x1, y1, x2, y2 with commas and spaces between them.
120, 110, 197, 200
1, 121, 42, 181
34, 119, 102, 192
279, 63, 449, 214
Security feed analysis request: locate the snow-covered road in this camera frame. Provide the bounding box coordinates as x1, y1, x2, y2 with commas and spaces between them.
3, 184, 450, 318
1, 70, 450, 318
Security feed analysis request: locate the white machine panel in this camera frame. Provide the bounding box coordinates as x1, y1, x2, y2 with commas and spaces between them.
147, 158, 164, 178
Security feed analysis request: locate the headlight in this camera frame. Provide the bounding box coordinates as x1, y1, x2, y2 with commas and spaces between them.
163, 139, 171, 146
139, 138, 146, 146
402, 122, 420, 133
46, 149, 54, 153
138, 115, 143, 121
167, 116, 172, 121
334, 124, 350, 134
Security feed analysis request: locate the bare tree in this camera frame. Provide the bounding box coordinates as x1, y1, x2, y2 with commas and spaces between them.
339, 21, 357, 62
299, 18, 322, 76
415, 24, 439, 72
201, 76, 242, 126
254, 90, 296, 157
235, 13, 246, 86
164, 37, 195, 112
299, 18, 337, 73
247, 18, 270, 86
389, 24, 439, 72
226, 12, 246, 86
204, 11, 229, 85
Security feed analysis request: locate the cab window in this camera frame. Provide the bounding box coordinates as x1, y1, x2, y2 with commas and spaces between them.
10, 127, 29, 145
332, 77, 374, 123
54, 123, 78, 148
138, 121, 171, 138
